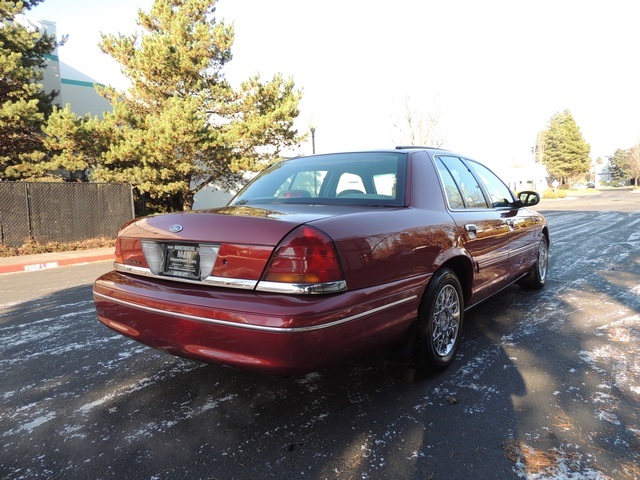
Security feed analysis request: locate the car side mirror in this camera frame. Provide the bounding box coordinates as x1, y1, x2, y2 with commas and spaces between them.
517, 191, 540, 207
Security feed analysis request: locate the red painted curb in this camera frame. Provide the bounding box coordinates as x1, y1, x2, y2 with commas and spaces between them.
0, 253, 114, 275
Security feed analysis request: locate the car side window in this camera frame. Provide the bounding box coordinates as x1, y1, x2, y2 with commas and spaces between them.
435, 159, 465, 209
437, 156, 488, 209
468, 161, 514, 208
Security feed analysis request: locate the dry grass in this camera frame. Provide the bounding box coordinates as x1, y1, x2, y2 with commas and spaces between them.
502, 439, 581, 476
0, 237, 115, 258
620, 462, 640, 480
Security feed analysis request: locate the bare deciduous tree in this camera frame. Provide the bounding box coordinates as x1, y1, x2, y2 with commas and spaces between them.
392, 96, 444, 148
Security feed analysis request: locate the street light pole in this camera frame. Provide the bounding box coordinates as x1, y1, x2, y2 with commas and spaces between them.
309, 119, 317, 154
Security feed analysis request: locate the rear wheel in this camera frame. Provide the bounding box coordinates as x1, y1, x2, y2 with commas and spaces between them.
519, 236, 548, 290
415, 268, 464, 372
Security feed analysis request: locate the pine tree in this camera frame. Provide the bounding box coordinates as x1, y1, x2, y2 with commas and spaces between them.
39, 105, 108, 181
610, 144, 640, 187
628, 143, 640, 187
92, 0, 303, 212
608, 148, 629, 184
0, 0, 56, 180
539, 110, 591, 184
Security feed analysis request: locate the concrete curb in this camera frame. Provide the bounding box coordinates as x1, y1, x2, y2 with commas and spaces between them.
0, 249, 114, 275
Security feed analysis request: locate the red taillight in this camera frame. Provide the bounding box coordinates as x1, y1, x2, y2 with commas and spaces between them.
263, 226, 343, 284
114, 237, 124, 264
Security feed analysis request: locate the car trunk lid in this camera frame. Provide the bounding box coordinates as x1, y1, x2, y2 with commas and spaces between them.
115, 205, 338, 286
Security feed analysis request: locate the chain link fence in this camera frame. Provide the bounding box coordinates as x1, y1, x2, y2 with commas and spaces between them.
0, 182, 134, 248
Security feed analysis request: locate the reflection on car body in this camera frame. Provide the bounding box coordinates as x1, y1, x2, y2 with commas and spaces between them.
93, 147, 549, 375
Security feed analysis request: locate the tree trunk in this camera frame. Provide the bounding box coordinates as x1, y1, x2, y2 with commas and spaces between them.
182, 189, 194, 211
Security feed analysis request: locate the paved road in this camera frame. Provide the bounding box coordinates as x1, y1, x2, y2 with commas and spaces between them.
1, 189, 638, 479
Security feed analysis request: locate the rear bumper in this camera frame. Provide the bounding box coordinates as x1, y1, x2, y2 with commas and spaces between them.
93, 270, 428, 375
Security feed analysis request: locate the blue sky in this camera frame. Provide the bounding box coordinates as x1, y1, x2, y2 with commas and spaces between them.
30, 0, 640, 171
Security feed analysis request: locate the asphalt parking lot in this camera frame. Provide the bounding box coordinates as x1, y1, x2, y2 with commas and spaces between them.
1, 189, 638, 479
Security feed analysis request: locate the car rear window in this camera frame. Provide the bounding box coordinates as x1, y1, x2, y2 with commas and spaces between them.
230, 152, 407, 207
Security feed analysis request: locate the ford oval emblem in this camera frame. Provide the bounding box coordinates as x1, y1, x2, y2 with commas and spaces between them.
169, 224, 183, 233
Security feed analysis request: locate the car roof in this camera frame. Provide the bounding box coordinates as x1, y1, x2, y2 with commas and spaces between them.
285, 147, 452, 162
393, 146, 450, 153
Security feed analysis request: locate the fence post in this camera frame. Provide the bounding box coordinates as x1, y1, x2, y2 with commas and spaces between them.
24, 183, 33, 241
130, 184, 135, 219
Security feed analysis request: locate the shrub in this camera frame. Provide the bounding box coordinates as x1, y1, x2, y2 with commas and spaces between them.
542, 189, 567, 199
0, 237, 115, 258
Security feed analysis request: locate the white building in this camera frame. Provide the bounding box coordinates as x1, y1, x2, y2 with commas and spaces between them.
19, 16, 112, 117
497, 162, 549, 195
593, 161, 612, 187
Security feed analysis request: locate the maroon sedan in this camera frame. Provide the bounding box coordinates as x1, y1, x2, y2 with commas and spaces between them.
93, 148, 549, 375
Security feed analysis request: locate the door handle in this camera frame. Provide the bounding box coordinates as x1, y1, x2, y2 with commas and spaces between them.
464, 224, 477, 234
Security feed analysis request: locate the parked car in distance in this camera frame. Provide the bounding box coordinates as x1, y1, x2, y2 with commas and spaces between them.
93, 147, 549, 375
586, 181, 595, 188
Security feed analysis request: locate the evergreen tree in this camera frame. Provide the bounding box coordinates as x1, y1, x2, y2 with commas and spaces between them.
539, 110, 591, 184
608, 145, 640, 186
608, 148, 629, 184
92, 0, 303, 212
628, 143, 640, 187
0, 0, 56, 180
39, 105, 107, 181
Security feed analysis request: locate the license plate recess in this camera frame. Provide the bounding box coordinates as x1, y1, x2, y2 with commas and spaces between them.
163, 244, 200, 279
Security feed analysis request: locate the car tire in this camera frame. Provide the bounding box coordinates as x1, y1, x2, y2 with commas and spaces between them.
415, 268, 464, 372
519, 236, 549, 290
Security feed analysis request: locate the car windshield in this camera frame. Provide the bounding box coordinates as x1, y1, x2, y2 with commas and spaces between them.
230, 152, 407, 207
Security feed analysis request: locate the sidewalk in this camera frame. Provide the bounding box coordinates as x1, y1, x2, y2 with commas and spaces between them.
0, 247, 114, 275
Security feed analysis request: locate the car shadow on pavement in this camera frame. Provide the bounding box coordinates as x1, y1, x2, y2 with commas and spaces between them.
470, 261, 640, 478
2, 282, 526, 480
2, 253, 638, 480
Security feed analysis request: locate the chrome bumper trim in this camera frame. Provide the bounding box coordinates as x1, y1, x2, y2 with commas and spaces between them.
255, 280, 347, 294
114, 263, 257, 290
114, 263, 347, 294
93, 290, 417, 333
